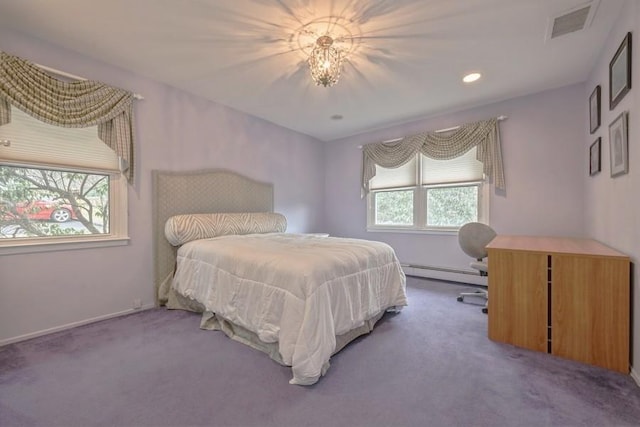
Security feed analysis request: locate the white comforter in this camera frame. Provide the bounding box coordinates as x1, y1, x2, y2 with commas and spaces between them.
172, 233, 407, 385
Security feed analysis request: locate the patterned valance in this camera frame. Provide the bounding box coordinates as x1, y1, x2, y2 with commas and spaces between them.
0, 52, 135, 182
362, 118, 505, 195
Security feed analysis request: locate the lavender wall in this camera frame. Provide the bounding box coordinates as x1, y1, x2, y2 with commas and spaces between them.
0, 28, 325, 343
584, 0, 639, 381
2, 8, 636, 383
323, 84, 586, 273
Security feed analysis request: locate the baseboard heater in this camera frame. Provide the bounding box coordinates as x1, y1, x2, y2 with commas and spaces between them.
402, 263, 479, 275
401, 263, 486, 286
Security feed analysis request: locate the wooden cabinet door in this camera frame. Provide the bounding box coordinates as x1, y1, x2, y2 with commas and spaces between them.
551, 255, 629, 373
488, 249, 548, 352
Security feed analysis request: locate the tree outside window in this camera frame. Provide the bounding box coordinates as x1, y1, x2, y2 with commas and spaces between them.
0, 165, 109, 239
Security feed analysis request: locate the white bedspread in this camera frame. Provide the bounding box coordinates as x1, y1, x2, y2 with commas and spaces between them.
172, 233, 407, 385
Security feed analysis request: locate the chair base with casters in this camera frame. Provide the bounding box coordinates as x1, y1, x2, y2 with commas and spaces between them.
457, 222, 496, 314
457, 288, 488, 314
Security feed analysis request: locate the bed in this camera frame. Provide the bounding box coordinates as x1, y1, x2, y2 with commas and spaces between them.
153, 169, 407, 385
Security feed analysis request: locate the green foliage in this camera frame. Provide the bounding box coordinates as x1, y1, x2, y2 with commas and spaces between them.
375, 190, 413, 225
427, 186, 478, 227
0, 165, 110, 238
373, 186, 478, 229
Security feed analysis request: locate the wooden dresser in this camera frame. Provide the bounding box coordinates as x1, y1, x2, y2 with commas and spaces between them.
486, 235, 630, 373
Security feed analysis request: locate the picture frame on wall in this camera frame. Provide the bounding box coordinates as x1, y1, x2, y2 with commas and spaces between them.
609, 32, 632, 110
590, 85, 601, 133
590, 137, 601, 176
608, 111, 629, 177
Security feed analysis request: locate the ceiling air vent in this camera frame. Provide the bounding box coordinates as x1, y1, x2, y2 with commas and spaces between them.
547, 1, 598, 40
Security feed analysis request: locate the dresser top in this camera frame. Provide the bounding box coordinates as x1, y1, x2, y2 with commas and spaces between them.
486, 235, 628, 259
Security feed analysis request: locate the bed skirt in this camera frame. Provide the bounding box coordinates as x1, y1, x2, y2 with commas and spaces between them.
164, 286, 392, 379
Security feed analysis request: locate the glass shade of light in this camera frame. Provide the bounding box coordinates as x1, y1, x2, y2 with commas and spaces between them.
463, 73, 481, 83
308, 35, 343, 87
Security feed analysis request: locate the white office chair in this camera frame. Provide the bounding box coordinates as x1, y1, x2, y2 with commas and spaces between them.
456, 222, 496, 314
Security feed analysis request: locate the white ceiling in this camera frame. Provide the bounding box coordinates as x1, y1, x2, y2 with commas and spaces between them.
0, 0, 625, 141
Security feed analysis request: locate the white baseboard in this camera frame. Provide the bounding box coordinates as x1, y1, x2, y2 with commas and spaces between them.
0, 303, 156, 347
631, 366, 640, 388
402, 265, 487, 287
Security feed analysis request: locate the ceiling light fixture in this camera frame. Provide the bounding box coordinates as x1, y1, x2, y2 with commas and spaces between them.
308, 35, 343, 87
463, 72, 482, 83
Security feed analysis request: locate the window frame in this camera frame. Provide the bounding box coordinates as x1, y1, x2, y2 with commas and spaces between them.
0, 154, 129, 255
370, 186, 418, 231
366, 155, 490, 233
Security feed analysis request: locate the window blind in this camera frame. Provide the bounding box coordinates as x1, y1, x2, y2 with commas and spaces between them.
369, 156, 417, 190
421, 147, 484, 185
0, 106, 120, 172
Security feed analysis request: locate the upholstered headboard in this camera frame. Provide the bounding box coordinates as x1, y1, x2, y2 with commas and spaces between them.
152, 169, 275, 304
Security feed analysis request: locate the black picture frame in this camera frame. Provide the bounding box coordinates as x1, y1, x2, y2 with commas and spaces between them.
609, 32, 632, 110
589, 137, 601, 176
609, 111, 629, 177
590, 85, 601, 134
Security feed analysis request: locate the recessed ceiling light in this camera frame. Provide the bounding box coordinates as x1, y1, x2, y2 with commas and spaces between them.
330, 114, 343, 120
463, 73, 482, 83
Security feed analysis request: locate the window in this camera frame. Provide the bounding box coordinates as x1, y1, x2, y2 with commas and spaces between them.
0, 106, 128, 253
367, 148, 488, 232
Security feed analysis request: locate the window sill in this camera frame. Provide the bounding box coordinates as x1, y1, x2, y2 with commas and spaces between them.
0, 236, 130, 256
366, 227, 459, 236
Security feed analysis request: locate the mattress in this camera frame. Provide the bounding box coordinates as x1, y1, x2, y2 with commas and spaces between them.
171, 232, 407, 385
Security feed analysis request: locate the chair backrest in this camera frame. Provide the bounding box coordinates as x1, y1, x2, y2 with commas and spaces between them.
458, 222, 497, 260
